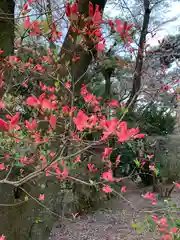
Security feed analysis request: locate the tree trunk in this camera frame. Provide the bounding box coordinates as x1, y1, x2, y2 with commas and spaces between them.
59, 0, 107, 94
126, 0, 151, 109
0, 0, 15, 56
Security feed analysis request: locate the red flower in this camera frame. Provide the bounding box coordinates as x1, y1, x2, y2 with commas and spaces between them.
65, 2, 71, 17
92, 5, 102, 25
26, 96, 39, 106
0, 234, 5, 240
102, 185, 112, 193
115, 20, 134, 44
29, 21, 41, 36
49, 115, 57, 130
121, 186, 127, 193
0, 163, 5, 170
0, 102, 4, 109
134, 133, 145, 139
100, 118, 118, 140
24, 16, 31, 29
25, 119, 36, 132
64, 82, 72, 89
0, 119, 9, 131
33, 64, 44, 72
51, 23, 62, 42
9, 112, 20, 130
115, 155, 121, 167
89, 1, 94, 17
22, 3, 31, 15
142, 192, 157, 205
39, 194, 45, 201
102, 170, 114, 182
80, 84, 88, 96
62, 106, 70, 115
174, 182, 180, 189
151, 215, 158, 223
71, 2, 78, 14
102, 147, 112, 160
96, 42, 105, 52
73, 110, 89, 131
74, 155, 81, 163
87, 163, 98, 172
108, 99, 120, 107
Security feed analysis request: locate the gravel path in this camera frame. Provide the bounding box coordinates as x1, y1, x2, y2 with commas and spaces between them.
49, 190, 180, 240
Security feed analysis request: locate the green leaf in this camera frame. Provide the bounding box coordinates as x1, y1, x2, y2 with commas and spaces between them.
35, 217, 43, 223
55, 81, 60, 88
76, 35, 83, 45
24, 195, 29, 202
14, 161, 24, 167
134, 158, 140, 167
132, 223, 137, 229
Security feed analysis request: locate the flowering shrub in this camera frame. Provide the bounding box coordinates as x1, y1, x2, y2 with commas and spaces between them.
0, 0, 180, 239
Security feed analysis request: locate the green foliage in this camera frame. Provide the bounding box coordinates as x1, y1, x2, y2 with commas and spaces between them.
140, 105, 176, 135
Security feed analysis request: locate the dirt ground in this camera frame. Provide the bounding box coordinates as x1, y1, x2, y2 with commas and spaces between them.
49, 187, 180, 240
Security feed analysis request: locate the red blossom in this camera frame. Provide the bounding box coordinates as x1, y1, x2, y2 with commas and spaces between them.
96, 42, 105, 52
64, 82, 72, 89
0, 102, 4, 109
26, 95, 55, 110
134, 133, 145, 139
87, 163, 98, 172
0, 163, 5, 170
26, 96, 39, 106
115, 155, 121, 167
62, 106, 70, 115
8, 112, 20, 130
65, 2, 71, 16
39, 194, 45, 201
108, 99, 120, 107
25, 119, 36, 132
92, 5, 103, 25
51, 23, 62, 42
100, 118, 118, 140
20, 156, 34, 165
115, 20, 134, 44
29, 21, 41, 36
142, 192, 157, 205
33, 64, 44, 72
74, 155, 81, 163
89, 2, 94, 17
24, 16, 31, 29
22, 3, 31, 15
0, 234, 5, 240
80, 84, 88, 96
87, 115, 98, 128
102, 147, 112, 160
102, 170, 114, 182
174, 182, 180, 189
73, 110, 89, 131
83, 93, 99, 105
49, 115, 57, 130
121, 186, 127, 193
102, 185, 112, 193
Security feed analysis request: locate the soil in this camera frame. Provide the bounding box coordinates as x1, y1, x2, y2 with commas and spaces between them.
49, 187, 180, 240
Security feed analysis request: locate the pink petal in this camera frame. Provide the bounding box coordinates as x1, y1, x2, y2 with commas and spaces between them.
49, 115, 57, 130
102, 185, 112, 193
121, 186, 127, 193
0, 234, 5, 240
38, 194, 44, 201
0, 102, 5, 108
